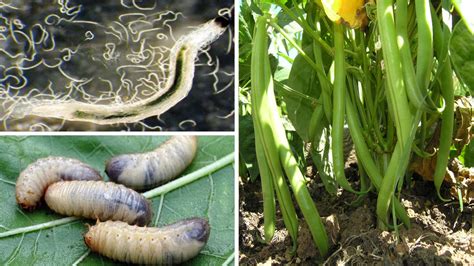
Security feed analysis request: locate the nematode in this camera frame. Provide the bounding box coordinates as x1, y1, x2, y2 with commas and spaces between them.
9, 17, 229, 125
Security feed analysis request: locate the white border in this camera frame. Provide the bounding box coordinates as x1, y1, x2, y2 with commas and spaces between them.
233, 2, 240, 265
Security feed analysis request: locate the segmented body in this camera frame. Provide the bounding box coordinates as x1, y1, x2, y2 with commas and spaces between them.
45, 180, 151, 226
106, 136, 198, 190
15, 157, 101, 210
84, 218, 210, 264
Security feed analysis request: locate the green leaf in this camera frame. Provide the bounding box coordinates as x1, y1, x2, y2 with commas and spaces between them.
287, 130, 306, 171
284, 44, 321, 141
464, 140, 474, 167
310, 123, 338, 195
452, 0, 474, 33
239, 1, 254, 88
239, 115, 259, 182
276, 6, 298, 28
450, 20, 474, 94
282, 2, 331, 142
0, 136, 234, 265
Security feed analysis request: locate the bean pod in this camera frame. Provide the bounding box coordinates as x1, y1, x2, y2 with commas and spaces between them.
15, 157, 102, 210
84, 218, 210, 264
105, 136, 198, 190
44, 180, 151, 226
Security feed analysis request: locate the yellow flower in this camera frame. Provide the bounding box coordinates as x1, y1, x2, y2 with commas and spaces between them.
321, 0, 369, 29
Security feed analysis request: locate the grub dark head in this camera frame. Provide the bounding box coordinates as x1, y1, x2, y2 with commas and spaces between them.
184, 218, 210, 243
105, 156, 131, 182
132, 199, 152, 226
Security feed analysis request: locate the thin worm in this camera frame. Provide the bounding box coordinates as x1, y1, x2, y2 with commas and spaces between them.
15, 157, 102, 210
44, 180, 152, 226
84, 218, 210, 264
10, 17, 230, 125
105, 136, 198, 190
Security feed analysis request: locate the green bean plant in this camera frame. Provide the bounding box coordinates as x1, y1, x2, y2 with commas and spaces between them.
239, 0, 473, 256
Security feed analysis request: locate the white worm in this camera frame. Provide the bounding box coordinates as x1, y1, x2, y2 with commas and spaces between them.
9, 17, 229, 125
15, 157, 102, 210
105, 135, 198, 190
44, 180, 152, 226
84, 218, 210, 264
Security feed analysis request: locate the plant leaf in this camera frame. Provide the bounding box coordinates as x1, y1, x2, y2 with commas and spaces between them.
239, 115, 259, 182
452, 0, 474, 33
450, 20, 474, 94
0, 136, 234, 265
284, 44, 321, 142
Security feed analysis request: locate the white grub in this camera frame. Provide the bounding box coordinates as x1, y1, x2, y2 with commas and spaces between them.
15, 157, 101, 210
44, 180, 151, 226
106, 135, 198, 190
84, 218, 210, 264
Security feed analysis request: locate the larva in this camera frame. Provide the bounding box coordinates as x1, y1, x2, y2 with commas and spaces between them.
84, 218, 210, 264
105, 135, 198, 190
15, 157, 102, 210
44, 180, 152, 226
9, 17, 229, 125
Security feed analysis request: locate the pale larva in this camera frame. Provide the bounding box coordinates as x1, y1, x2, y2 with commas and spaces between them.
105, 136, 198, 190
15, 157, 102, 210
84, 218, 210, 264
44, 180, 152, 226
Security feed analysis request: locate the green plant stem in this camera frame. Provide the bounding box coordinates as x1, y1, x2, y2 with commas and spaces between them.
415, 0, 434, 90
347, 75, 387, 153
375, 0, 419, 225
396, 0, 438, 113
269, 21, 326, 79
377, 109, 422, 227
276, 0, 334, 57
332, 23, 360, 193
72, 250, 90, 266
376, 0, 414, 146
357, 32, 388, 152
278, 144, 329, 256
345, 96, 410, 227
433, 64, 454, 199
143, 152, 234, 198
252, 16, 298, 246
433, 51, 454, 202
255, 15, 329, 256
311, 9, 333, 121
274, 80, 320, 106
222, 252, 235, 266
347, 76, 368, 131
0, 217, 79, 239
431, 3, 443, 54
431, 0, 454, 202
254, 130, 276, 242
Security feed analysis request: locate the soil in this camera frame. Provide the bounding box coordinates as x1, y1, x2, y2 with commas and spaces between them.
239, 162, 473, 265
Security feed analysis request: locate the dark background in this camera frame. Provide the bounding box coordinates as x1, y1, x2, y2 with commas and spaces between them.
0, 0, 234, 131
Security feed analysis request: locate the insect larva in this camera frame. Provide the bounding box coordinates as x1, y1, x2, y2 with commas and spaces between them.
105, 135, 198, 190
44, 180, 151, 226
15, 157, 102, 210
84, 218, 210, 264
